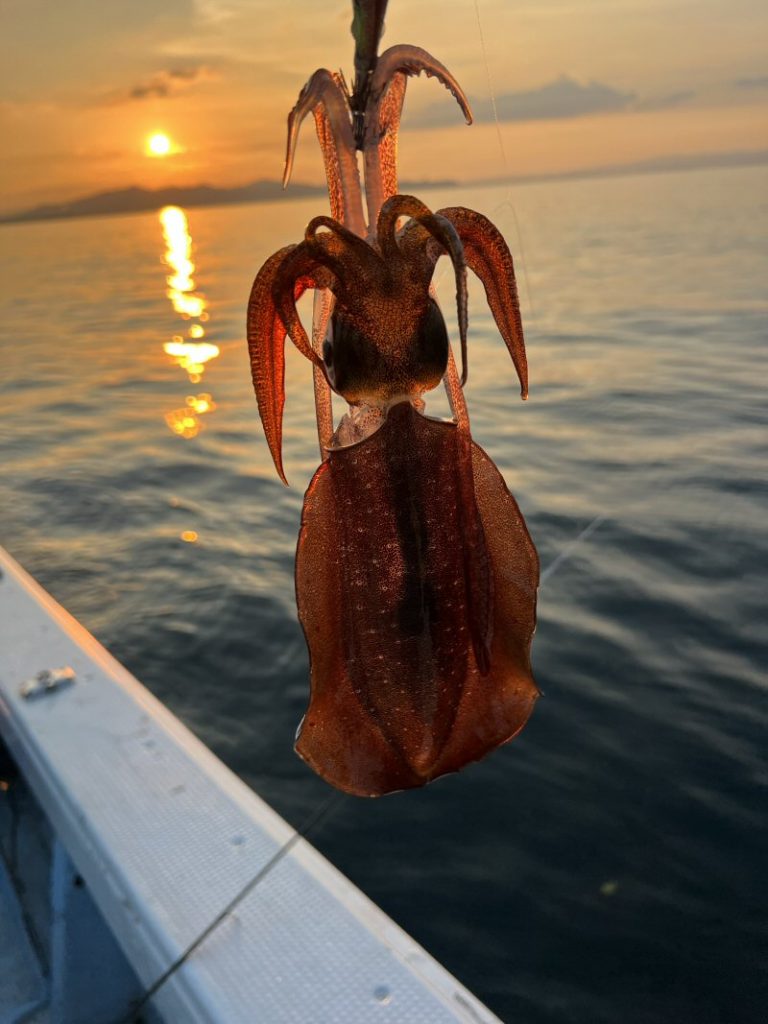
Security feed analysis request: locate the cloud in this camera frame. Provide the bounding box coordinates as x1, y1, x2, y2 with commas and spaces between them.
99, 66, 215, 105
412, 75, 636, 129
129, 67, 206, 99
0, 0, 196, 99
489, 76, 635, 121
632, 90, 694, 112
734, 76, 768, 89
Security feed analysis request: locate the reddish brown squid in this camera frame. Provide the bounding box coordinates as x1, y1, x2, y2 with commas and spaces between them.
247, 0, 539, 796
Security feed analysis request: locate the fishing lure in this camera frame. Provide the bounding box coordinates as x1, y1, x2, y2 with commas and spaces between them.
247, 1, 539, 796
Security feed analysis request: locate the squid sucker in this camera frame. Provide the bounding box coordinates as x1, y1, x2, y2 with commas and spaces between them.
247, 1, 539, 796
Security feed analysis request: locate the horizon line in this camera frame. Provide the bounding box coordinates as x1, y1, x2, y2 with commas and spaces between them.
2, 147, 766, 227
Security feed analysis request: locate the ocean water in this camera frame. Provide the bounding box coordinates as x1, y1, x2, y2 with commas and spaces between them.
1, 164, 766, 1023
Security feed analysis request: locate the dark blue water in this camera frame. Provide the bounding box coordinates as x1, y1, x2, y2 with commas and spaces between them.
1, 166, 766, 1022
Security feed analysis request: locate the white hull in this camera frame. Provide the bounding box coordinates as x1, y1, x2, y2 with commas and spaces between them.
0, 545, 501, 1024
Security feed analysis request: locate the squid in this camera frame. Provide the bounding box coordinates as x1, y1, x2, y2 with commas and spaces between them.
247, 0, 539, 797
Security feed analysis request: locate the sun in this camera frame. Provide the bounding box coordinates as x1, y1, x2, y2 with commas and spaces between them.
146, 132, 172, 157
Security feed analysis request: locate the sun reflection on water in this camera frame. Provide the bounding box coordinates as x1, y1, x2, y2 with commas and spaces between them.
163, 339, 220, 381
165, 392, 217, 438
159, 206, 220, 439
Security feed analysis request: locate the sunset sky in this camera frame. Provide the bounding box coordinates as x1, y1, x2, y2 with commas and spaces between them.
1, 0, 766, 214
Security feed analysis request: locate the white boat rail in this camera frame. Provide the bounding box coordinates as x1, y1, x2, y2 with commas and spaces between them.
0, 544, 502, 1024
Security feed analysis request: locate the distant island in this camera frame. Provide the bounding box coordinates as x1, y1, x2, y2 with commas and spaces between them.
0, 178, 458, 226
1, 148, 765, 226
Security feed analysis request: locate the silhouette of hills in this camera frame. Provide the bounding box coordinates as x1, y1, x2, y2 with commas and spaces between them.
1, 148, 765, 226
0, 178, 457, 225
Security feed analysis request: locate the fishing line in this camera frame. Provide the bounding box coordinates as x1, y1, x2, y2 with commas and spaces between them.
472, 0, 509, 178
470, 1, 606, 568
471, 0, 536, 325
122, 789, 345, 1022
540, 514, 607, 584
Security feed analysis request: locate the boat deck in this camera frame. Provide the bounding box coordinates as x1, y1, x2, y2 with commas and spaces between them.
0, 845, 47, 1022
0, 545, 501, 1024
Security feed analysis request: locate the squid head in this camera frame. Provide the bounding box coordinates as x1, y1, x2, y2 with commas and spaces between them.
247, 194, 539, 796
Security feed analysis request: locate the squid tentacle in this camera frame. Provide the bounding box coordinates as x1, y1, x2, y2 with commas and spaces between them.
438, 206, 528, 399
311, 288, 336, 457
362, 45, 472, 232
248, 246, 342, 483
402, 206, 528, 399
282, 68, 364, 463
246, 246, 298, 484
305, 215, 382, 271
283, 69, 366, 236
379, 196, 469, 384
442, 336, 470, 431
289, 230, 372, 308
273, 249, 337, 369
367, 44, 472, 124
362, 72, 407, 235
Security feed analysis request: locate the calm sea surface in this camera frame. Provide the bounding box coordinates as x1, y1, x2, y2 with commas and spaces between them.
1, 165, 766, 1022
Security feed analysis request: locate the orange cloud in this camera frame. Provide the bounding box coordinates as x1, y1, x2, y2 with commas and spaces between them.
98, 66, 216, 106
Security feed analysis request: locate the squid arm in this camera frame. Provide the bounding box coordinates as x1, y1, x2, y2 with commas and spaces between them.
362, 44, 473, 233
283, 69, 366, 448
439, 206, 528, 399
283, 68, 366, 237
310, 289, 336, 456
246, 245, 336, 483
401, 206, 528, 398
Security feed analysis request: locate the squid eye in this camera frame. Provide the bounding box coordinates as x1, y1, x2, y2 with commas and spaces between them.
322, 339, 333, 366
